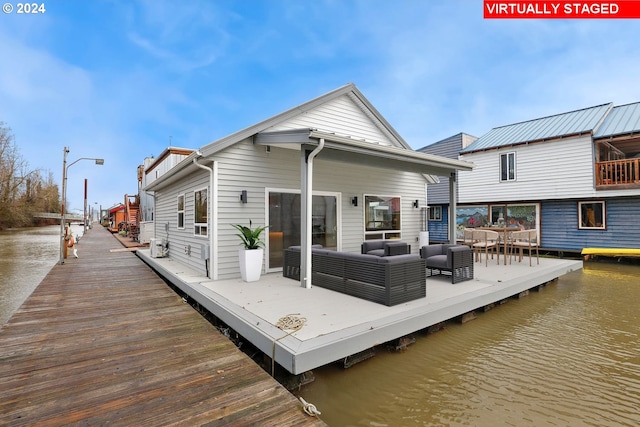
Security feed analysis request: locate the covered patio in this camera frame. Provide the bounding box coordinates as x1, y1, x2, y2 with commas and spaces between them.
252, 128, 474, 288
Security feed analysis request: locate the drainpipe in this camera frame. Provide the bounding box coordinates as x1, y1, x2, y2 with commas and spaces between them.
193, 153, 218, 280
301, 138, 325, 289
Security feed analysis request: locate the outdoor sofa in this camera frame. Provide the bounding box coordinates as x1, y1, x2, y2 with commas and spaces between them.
420, 244, 474, 284
283, 246, 426, 306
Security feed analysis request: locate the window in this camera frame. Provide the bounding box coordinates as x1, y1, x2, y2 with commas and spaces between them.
194, 188, 208, 236
428, 206, 442, 221
456, 203, 540, 241
500, 152, 516, 182
579, 201, 605, 230
177, 194, 184, 229
364, 195, 401, 240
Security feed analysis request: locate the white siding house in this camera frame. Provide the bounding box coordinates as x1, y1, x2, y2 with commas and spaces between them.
144, 83, 474, 283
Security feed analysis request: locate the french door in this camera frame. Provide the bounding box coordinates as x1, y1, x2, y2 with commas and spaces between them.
267, 190, 339, 270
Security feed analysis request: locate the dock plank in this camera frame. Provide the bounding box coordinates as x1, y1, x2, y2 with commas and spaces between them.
0, 226, 326, 427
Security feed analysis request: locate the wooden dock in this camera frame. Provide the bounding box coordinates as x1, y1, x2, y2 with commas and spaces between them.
0, 226, 326, 427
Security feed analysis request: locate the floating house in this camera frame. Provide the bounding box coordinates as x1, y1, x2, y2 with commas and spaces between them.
137, 147, 194, 243
432, 101, 640, 253
143, 83, 473, 283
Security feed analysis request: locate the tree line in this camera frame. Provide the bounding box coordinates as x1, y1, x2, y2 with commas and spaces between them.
0, 121, 60, 230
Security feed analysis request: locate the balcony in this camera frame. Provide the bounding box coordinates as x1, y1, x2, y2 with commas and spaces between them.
595, 158, 640, 189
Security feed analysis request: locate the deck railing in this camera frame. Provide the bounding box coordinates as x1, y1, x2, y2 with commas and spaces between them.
595, 158, 640, 187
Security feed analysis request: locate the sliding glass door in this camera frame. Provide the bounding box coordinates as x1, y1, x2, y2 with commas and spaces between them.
267, 191, 339, 270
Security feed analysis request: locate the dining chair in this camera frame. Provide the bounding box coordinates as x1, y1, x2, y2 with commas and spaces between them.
462, 228, 475, 248
472, 229, 499, 266
510, 229, 539, 266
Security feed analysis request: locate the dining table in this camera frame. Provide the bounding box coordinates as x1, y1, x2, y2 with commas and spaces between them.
478, 226, 520, 265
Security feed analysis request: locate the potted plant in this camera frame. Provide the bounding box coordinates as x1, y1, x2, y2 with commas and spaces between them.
232, 220, 269, 282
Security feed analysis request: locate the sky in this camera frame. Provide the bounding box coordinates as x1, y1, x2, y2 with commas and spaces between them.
2, 0, 640, 213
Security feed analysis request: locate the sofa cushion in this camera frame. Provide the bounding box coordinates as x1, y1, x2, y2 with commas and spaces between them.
361, 240, 385, 254
366, 249, 385, 257
421, 244, 445, 258
425, 254, 448, 269
384, 241, 410, 256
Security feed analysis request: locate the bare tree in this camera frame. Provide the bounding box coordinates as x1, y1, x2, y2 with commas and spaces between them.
0, 122, 59, 229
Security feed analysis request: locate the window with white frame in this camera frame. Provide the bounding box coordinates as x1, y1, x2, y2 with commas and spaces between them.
177, 194, 185, 229
364, 195, 401, 240
194, 188, 208, 236
500, 152, 516, 182
579, 201, 606, 230
428, 206, 442, 221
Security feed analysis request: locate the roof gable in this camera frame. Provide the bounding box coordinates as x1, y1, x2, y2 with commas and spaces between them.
265, 93, 401, 147
200, 83, 410, 156
462, 103, 612, 154
593, 102, 640, 138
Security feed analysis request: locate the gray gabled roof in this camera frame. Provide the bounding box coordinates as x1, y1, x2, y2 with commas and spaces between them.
200, 83, 411, 157
145, 84, 474, 191
593, 101, 640, 138
461, 103, 613, 154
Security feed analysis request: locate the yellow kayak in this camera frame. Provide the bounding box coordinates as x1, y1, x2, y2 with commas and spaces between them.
581, 248, 640, 258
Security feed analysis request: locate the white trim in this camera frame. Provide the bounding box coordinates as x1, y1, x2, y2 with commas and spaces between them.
193, 186, 208, 237
363, 194, 403, 240
499, 151, 517, 182
212, 161, 218, 280
578, 200, 606, 230
176, 194, 185, 230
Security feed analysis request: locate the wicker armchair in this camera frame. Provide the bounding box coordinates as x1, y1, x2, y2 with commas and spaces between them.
420, 244, 474, 284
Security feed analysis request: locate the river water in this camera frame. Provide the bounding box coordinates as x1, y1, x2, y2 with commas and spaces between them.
298, 262, 640, 427
1, 227, 639, 426
0, 224, 84, 326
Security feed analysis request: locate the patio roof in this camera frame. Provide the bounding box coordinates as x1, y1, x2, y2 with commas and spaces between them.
254, 128, 474, 176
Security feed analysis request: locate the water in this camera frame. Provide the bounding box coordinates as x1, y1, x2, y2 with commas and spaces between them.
297, 262, 640, 427
2, 229, 639, 426
0, 224, 84, 326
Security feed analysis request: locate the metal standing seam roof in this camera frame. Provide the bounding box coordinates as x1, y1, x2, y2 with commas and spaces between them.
593, 101, 640, 138
461, 103, 613, 154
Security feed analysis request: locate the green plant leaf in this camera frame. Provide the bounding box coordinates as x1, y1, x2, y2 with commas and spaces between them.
231, 220, 269, 249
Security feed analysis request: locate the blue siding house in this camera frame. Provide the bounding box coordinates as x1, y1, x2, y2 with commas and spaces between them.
456, 101, 640, 253
418, 133, 477, 243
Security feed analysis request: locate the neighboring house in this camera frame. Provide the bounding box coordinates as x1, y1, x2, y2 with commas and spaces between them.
139, 147, 195, 222
144, 83, 473, 284
457, 101, 640, 253
107, 203, 125, 232
417, 133, 478, 243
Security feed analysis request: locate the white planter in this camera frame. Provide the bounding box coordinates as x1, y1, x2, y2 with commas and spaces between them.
238, 248, 264, 282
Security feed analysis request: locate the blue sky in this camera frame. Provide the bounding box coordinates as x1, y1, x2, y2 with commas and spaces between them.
2, 0, 640, 212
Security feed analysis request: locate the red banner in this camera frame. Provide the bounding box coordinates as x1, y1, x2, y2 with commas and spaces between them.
484, 1, 640, 18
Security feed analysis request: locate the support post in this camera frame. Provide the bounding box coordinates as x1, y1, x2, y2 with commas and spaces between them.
300, 139, 324, 289
449, 171, 457, 244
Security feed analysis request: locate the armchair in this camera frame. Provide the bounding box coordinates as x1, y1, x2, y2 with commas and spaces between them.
420, 244, 474, 284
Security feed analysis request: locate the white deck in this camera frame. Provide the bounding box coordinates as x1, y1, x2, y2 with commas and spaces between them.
137, 250, 582, 374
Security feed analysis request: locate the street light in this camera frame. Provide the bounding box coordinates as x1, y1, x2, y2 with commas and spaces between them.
59, 147, 104, 264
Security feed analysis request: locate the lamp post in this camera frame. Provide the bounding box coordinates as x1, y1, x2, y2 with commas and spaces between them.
59, 147, 104, 265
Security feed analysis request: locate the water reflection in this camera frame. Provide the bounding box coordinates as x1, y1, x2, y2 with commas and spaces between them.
0, 224, 84, 326
299, 264, 640, 427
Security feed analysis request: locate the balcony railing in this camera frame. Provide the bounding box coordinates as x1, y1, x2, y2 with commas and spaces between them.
595, 158, 640, 188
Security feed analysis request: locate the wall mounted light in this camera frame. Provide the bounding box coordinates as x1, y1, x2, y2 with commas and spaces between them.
240, 190, 248, 204
351, 196, 358, 207
413, 200, 419, 208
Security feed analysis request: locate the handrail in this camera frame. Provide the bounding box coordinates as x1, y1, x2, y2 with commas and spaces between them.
595, 158, 640, 186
